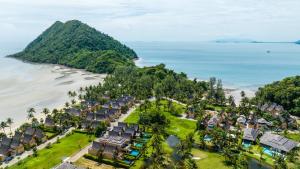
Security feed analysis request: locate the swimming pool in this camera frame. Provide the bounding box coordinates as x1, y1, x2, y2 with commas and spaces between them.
130, 150, 140, 157
204, 135, 212, 141
124, 159, 132, 164
242, 141, 251, 148
134, 142, 143, 148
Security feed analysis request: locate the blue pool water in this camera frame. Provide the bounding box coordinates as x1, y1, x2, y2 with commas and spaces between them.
134, 143, 143, 148
124, 160, 132, 164
130, 150, 140, 157
242, 141, 252, 148
204, 135, 212, 141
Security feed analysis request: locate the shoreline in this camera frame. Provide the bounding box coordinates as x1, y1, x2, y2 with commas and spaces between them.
0, 56, 106, 133
135, 57, 257, 104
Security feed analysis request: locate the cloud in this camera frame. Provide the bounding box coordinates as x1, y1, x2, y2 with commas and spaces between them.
0, 0, 300, 47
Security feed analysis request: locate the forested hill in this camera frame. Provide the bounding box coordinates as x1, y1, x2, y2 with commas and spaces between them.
255, 76, 300, 116
8, 20, 137, 73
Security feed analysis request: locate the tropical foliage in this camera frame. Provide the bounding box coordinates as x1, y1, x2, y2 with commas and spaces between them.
8, 20, 137, 73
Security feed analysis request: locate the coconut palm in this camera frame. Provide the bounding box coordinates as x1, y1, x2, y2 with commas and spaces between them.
6, 118, 13, 133
0, 121, 7, 133
27, 107, 36, 121
42, 108, 50, 117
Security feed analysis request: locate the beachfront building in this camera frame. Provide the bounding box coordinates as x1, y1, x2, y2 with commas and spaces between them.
260, 132, 299, 154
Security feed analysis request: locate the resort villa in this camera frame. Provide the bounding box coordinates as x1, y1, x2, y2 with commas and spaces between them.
260, 132, 299, 154
242, 128, 259, 146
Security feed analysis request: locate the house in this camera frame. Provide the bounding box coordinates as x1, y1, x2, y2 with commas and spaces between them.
207, 114, 220, 129
186, 107, 196, 119
124, 128, 135, 137
129, 124, 139, 133
86, 112, 95, 121
259, 103, 284, 117
10, 131, 25, 155
260, 132, 299, 154
65, 108, 81, 116
0, 145, 10, 161
88, 141, 103, 156
236, 115, 247, 128
56, 162, 85, 169
102, 144, 119, 159
44, 116, 55, 128
118, 122, 128, 129
99, 136, 129, 149
0, 136, 11, 147
113, 126, 124, 134
35, 129, 47, 143
242, 128, 259, 143
257, 118, 272, 129
23, 134, 36, 148
109, 131, 120, 137
24, 127, 35, 136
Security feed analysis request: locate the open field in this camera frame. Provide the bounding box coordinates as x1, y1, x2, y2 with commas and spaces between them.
9, 132, 94, 169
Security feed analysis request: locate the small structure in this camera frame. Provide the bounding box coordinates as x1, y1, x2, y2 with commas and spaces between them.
65, 108, 81, 117
242, 128, 259, 143
260, 132, 299, 154
44, 116, 55, 128
10, 131, 25, 155
55, 162, 85, 169
236, 115, 247, 128
257, 118, 272, 129
35, 129, 47, 143
88, 141, 103, 156
207, 114, 220, 129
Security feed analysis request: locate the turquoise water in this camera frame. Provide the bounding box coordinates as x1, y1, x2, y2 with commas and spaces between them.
127, 42, 300, 89
242, 141, 252, 148
204, 135, 212, 141
130, 150, 139, 157
134, 142, 143, 148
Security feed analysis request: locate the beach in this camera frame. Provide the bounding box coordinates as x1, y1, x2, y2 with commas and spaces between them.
0, 56, 106, 132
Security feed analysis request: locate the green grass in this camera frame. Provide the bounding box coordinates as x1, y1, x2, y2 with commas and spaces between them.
283, 132, 300, 142
191, 149, 231, 169
125, 100, 196, 139
9, 132, 94, 169
125, 100, 230, 169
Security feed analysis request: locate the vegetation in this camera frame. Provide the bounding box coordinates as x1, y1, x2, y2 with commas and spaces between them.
9, 132, 94, 169
8, 20, 136, 74
255, 76, 300, 116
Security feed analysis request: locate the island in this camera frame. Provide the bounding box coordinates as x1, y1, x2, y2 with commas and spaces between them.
1, 20, 299, 169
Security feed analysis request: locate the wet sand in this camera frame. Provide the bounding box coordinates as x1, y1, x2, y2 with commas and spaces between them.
0, 56, 106, 131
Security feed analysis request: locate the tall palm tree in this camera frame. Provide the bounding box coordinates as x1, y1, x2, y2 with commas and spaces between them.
0, 121, 7, 133
6, 118, 13, 134
42, 108, 50, 117
27, 107, 36, 121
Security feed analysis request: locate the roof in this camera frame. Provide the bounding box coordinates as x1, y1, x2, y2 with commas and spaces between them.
0, 145, 10, 155
257, 118, 271, 126
86, 112, 95, 121
23, 134, 34, 143
55, 162, 85, 169
99, 136, 128, 147
45, 117, 55, 126
103, 144, 117, 155
260, 132, 298, 152
35, 129, 45, 139
207, 115, 219, 126
24, 127, 35, 136
65, 108, 81, 116
91, 141, 103, 151
109, 131, 120, 137
243, 128, 259, 141
118, 122, 128, 128
113, 126, 124, 133
1, 136, 11, 146
237, 115, 246, 124
124, 128, 135, 136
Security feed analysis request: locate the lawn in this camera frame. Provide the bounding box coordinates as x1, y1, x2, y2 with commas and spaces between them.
124, 99, 196, 139
191, 149, 231, 169
75, 157, 114, 169
9, 132, 94, 169
125, 100, 230, 169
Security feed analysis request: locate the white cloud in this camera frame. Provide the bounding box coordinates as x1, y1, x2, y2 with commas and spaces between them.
0, 0, 300, 47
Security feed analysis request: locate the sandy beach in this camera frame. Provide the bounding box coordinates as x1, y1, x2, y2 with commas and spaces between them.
0, 56, 106, 132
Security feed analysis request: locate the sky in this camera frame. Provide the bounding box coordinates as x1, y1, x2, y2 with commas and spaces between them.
0, 0, 300, 49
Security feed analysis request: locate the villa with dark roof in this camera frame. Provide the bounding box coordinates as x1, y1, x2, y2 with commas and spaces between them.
260, 132, 299, 154
242, 128, 259, 143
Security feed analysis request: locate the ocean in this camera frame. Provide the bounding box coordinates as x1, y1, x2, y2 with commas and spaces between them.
127, 42, 300, 91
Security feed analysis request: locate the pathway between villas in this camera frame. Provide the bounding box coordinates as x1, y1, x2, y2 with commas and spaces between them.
67, 103, 140, 163
1, 127, 75, 168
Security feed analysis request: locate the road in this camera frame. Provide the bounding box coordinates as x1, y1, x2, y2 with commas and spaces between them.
68, 104, 140, 163
1, 127, 74, 168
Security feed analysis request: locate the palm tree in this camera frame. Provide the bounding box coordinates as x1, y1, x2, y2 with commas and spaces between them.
0, 121, 7, 133
42, 108, 50, 117
27, 107, 36, 121
65, 102, 70, 108
6, 118, 13, 133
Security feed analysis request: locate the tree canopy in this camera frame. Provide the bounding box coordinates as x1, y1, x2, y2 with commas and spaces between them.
8, 20, 137, 73
255, 76, 300, 116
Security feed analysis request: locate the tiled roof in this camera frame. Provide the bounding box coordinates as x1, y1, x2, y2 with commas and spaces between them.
260, 132, 298, 152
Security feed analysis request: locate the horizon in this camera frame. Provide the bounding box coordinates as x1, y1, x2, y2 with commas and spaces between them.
1, 0, 300, 49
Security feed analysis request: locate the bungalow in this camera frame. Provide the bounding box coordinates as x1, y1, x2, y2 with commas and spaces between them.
95, 113, 110, 123
65, 108, 81, 117
88, 141, 103, 156
99, 136, 129, 149
35, 129, 47, 143
102, 144, 120, 160
259, 103, 284, 117
108, 131, 120, 137
44, 116, 55, 128
86, 112, 95, 121
24, 127, 35, 136
257, 118, 272, 129
113, 126, 124, 134
10, 131, 25, 155
242, 128, 259, 143
260, 132, 299, 154
207, 114, 220, 129
129, 124, 139, 133
124, 128, 135, 138
118, 122, 128, 130
236, 115, 247, 128
23, 134, 36, 148
0, 145, 10, 161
